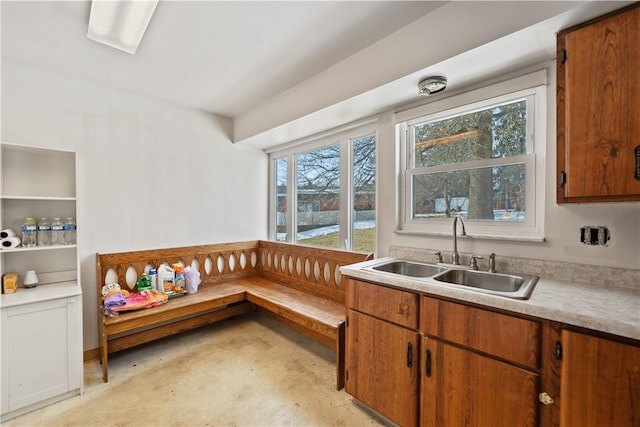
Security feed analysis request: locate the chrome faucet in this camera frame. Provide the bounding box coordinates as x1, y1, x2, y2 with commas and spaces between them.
452, 216, 466, 265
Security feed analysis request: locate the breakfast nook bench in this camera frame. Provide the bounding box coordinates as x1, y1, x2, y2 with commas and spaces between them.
96, 240, 371, 389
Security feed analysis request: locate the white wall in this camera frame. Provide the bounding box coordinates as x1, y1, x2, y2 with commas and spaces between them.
376, 65, 640, 270
1, 59, 268, 351
3, 54, 638, 355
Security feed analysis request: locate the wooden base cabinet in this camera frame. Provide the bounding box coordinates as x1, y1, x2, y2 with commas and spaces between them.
345, 279, 420, 426
559, 330, 640, 427
344, 277, 640, 427
421, 337, 539, 427
346, 310, 419, 426
420, 296, 541, 427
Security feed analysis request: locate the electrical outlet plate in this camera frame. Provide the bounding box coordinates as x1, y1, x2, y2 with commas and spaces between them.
580, 226, 610, 246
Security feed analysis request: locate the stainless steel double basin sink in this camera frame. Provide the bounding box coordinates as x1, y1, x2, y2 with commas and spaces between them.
364, 259, 538, 299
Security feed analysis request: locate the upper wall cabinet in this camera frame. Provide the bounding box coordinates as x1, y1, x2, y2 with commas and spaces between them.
557, 3, 640, 203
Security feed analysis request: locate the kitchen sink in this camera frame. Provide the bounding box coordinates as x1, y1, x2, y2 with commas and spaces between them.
363, 259, 538, 300
367, 260, 446, 277
432, 269, 538, 299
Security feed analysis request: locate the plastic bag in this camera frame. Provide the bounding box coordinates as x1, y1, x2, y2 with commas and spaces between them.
184, 266, 201, 294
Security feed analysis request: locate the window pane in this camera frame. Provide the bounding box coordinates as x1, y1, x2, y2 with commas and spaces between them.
412, 163, 526, 221
296, 145, 340, 248
275, 157, 287, 242
413, 100, 527, 168
352, 135, 376, 254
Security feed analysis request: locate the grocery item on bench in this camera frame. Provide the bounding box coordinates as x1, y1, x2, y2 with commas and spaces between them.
156, 264, 175, 295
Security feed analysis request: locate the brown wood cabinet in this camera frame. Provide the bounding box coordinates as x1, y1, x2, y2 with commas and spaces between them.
557, 3, 640, 203
343, 277, 640, 427
420, 296, 540, 427
345, 279, 419, 426
559, 330, 640, 427
421, 337, 539, 427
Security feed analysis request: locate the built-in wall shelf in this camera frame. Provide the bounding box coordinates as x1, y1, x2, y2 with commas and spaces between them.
1, 196, 76, 201
0, 244, 77, 254
0, 142, 79, 280
0, 142, 83, 421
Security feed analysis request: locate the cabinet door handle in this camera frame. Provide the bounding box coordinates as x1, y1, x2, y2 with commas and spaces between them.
406, 342, 413, 368
539, 392, 555, 405
425, 349, 432, 377
634, 145, 640, 180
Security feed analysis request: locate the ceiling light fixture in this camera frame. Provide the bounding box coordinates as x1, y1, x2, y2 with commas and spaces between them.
87, 0, 159, 54
418, 76, 447, 96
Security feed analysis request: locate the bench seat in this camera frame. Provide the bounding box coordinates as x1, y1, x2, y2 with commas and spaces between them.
101, 283, 252, 381
243, 277, 345, 343
240, 277, 347, 388
96, 241, 370, 389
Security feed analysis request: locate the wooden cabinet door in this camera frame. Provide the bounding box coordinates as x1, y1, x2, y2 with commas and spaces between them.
345, 310, 419, 427
557, 3, 640, 202
560, 330, 640, 427
421, 337, 539, 427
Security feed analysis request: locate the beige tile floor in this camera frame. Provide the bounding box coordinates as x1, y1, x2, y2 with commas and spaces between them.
5, 312, 384, 427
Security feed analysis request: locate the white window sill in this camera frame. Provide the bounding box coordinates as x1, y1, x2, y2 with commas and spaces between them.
394, 228, 546, 243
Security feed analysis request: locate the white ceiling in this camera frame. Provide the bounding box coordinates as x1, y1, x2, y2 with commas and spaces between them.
1, 1, 442, 115
1, 1, 634, 148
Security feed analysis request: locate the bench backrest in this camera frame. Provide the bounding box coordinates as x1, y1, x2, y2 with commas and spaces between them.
257, 240, 372, 304
96, 241, 261, 294
96, 240, 371, 304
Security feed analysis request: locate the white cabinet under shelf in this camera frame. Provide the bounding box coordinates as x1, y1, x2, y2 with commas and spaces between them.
1, 286, 83, 420
0, 142, 82, 420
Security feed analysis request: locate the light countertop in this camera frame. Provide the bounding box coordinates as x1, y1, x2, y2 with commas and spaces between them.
341, 258, 640, 341
0, 281, 81, 308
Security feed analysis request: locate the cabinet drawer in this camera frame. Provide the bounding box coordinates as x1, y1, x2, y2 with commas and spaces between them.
421, 296, 540, 369
347, 279, 418, 329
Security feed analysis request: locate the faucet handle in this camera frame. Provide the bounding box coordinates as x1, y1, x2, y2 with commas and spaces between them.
434, 251, 443, 263
469, 255, 483, 270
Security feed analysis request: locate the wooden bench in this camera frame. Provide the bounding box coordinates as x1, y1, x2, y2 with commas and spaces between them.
96, 240, 371, 389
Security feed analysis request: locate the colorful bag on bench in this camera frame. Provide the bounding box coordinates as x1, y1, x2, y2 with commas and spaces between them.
105, 290, 168, 315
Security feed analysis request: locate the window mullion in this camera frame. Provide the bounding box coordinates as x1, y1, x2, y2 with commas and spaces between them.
339, 138, 351, 250
526, 94, 536, 154
287, 153, 296, 243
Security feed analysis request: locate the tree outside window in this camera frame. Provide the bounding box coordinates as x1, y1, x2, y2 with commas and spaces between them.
411, 99, 527, 222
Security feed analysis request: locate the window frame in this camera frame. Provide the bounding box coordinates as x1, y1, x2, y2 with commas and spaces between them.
396, 70, 547, 241
267, 122, 377, 252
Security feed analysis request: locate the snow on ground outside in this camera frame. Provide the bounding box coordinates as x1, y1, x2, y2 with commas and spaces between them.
277, 220, 375, 241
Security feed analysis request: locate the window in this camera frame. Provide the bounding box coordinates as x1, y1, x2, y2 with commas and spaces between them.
268, 124, 376, 254
397, 70, 546, 240
351, 135, 376, 253
296, 144, 341, 249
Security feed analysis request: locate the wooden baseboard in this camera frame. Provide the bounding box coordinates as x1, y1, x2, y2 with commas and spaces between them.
84, 347, 99, 363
